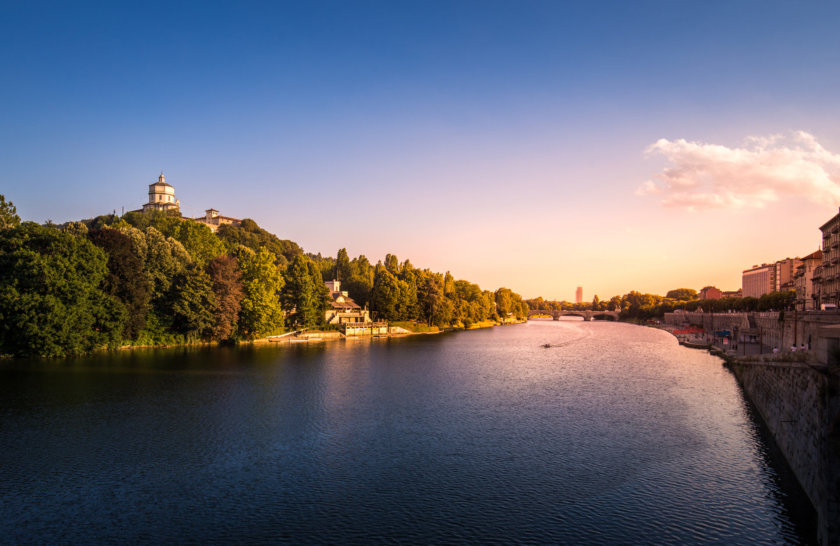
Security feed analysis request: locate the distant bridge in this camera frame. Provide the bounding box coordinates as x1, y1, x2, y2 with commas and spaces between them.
527, 309, 620, 322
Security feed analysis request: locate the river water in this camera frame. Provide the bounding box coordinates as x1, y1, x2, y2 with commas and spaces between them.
0, 320, 816, 544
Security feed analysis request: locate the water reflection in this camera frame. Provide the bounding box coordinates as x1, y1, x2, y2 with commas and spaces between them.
0, 321, 816, 544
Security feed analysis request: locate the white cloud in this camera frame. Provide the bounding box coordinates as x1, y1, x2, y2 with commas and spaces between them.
639, 131, 840, 210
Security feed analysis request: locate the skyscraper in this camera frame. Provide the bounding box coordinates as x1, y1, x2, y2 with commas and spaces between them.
575, 286, 583, 304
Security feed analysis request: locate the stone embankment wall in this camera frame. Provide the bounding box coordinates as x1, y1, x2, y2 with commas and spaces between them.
725, 358, 839, 545
665, 311, 840, 364
663, 311, 750, 332
666, 311, 840, 543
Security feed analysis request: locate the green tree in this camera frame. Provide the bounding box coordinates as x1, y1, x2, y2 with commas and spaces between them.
335, 248, 352, 282
169, 220, 226, 266
168, 265, 217, 340
88, 228, 152, 340
343, 254, 374, 307
0, 223, 126, 357
143, 226, 192, 300
443, 271, 455, 297
238, 247, 285, 338
495, 287, 514, 319
216, 218, 302, 265
282, 255, 329, 328
418, 272, 446, 325
665, 288, 698, 301
370, 263, 401, 320
384, 253, 399, 275
0, 195, 20, 230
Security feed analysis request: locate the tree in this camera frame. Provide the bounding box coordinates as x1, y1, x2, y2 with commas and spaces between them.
592, 294, 601, 311
143, 226, 192, 301
370, 263, 401, 320
0, 223, 126, 357
665, 288, 698, 301
0, 195, 20, 230
443, 271, 455, 297
343, 254, 373, 307
418, 272, 446, 325
216, 218, 302, 265
168, 220, 226, 266
384, 253, 399, 275
495, 287, 514, 319
238, 247, 285, 338
168, 265, 217, 340
206, 255, 244, 341
88, 228, 152, 340
282, 255, 329, 328
335, 248, 352, 282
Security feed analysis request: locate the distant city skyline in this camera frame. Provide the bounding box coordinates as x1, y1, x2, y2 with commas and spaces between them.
3, 1, 839, 301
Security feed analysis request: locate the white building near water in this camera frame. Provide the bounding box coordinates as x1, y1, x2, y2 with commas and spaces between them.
324, 280, 371, 324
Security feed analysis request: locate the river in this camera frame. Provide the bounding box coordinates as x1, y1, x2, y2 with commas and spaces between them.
0, 320, 816, 544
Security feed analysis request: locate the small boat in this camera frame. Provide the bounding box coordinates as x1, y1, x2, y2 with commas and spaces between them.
542, 343, 551, 348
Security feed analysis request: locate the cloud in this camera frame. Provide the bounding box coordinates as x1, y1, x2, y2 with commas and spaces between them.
638, 131, 840, 210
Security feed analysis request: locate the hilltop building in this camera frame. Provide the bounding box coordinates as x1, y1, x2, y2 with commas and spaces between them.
194, 208, 242, 233
324, 280, 371, 325
136, 174, 241, 232
142, 173, 180, 212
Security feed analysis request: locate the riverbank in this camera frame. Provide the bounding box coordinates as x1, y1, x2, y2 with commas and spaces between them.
263, 319, 526, 344
657, 322, 839, 544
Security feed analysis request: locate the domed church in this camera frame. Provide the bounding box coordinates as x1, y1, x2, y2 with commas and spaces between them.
142, 173, 180, 212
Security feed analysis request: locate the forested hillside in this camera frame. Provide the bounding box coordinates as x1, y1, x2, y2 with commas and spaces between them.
0, 196, 528, 357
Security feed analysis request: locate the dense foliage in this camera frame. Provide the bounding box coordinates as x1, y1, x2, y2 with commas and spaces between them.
0, 194, 529, 357
0, 222, 126, 357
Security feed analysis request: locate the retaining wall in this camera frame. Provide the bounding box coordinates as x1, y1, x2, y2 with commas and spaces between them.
728, 359, 840, 545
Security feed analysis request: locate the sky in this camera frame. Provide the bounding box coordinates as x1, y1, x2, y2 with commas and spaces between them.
2, 0, 840, 301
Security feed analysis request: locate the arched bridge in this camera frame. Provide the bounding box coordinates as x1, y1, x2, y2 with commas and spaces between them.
527, 309, 620, 322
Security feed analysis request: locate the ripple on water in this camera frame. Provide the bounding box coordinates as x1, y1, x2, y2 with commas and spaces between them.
0, 321, 817, 544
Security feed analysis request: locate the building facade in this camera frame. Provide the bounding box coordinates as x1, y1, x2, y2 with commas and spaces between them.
742, 258, 802, 299
742, 264, 776, 298
194, 208, 242, 233
142, 173, 180, 212
816, 209, 840, 307
776, 257, 803, 292
324, 280, 371, 324
575, 286, 583, 304
795, 250, 823, 311
698, 286, 723, 300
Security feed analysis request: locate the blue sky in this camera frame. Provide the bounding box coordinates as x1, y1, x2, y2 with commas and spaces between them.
3, 1, 840, 300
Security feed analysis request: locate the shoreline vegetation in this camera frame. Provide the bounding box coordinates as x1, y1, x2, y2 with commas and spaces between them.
0, 195, 531, 359
125, 318, 527, 350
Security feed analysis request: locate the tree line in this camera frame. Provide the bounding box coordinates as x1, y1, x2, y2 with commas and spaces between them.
0, 196, 528, 358
527, 287, 797, 321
